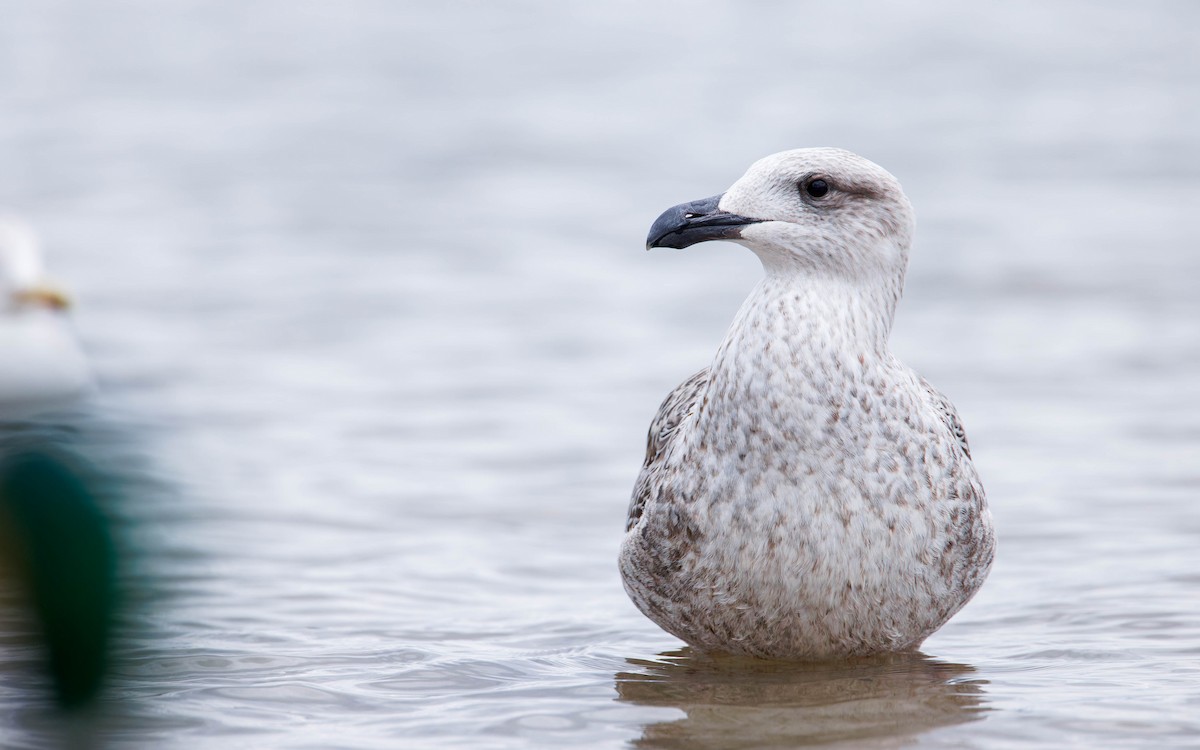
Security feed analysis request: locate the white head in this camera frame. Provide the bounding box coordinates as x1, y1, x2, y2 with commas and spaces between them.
0, 215, 71, 312
647, 148, 914, 287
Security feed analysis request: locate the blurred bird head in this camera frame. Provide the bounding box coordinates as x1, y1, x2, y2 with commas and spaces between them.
0, 215, 73, 312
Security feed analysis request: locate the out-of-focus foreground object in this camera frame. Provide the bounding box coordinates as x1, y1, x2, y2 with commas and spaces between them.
0, 215, 91, 415
0, 449, 118, 709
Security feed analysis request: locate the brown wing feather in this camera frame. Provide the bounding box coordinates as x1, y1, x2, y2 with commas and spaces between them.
919, 376, 972, 458
625, 369, 709, 531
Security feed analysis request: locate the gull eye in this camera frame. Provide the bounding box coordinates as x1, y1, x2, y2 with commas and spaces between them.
803, 179, 829, 198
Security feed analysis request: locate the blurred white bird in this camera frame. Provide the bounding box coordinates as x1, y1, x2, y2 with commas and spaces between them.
0, 215, 91, 413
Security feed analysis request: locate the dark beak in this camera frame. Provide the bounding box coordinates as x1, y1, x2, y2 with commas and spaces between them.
646, 194, 763, 250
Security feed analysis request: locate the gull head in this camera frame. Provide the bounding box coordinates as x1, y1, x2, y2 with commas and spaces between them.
0, 215, 72, 312
646, 148, 914, 282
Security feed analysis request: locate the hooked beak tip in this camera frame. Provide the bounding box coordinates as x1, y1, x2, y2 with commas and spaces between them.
645, 193, 761, 251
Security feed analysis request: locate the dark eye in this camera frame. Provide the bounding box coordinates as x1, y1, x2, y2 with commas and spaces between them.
804, 179, 829, 198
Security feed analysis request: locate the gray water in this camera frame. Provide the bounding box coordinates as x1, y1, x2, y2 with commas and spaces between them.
1, 1, 1198, 747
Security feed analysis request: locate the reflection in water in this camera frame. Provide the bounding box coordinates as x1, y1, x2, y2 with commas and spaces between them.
616, 649, 987, 749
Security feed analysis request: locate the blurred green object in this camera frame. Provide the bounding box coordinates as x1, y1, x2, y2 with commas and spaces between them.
0, 450, 117, 709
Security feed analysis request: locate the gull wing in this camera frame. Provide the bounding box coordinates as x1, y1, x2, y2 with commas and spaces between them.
919, 377, 972, 458
625, 368, 709, 531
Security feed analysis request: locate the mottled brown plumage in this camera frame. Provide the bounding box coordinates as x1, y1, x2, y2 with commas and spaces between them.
620, 149, 995, 659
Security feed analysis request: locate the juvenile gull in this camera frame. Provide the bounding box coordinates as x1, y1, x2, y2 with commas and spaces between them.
619, 148, 994, 659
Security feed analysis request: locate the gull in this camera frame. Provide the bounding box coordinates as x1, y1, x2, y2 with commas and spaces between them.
0, 215, 90, 413
619, 148, 994, 660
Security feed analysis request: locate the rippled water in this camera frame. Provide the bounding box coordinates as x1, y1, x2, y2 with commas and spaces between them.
1, 1, 1198, 747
